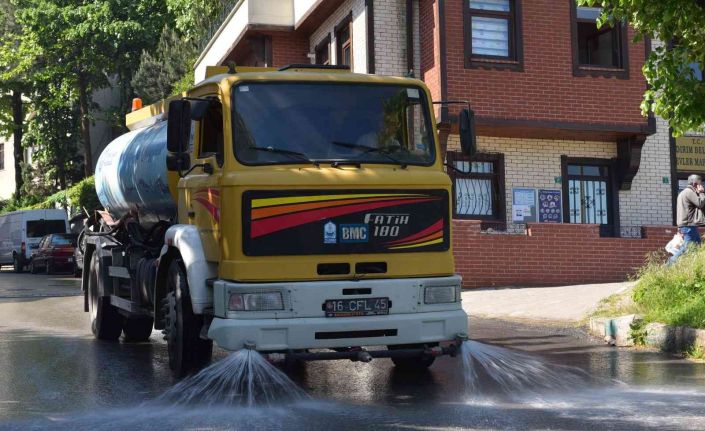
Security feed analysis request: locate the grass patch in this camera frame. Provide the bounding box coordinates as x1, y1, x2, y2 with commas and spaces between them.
686, 345, 705, 361
589, 288, 641, 320
633, 247, 705, 329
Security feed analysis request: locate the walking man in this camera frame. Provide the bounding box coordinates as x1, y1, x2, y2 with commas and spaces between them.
671, 174, 705, 264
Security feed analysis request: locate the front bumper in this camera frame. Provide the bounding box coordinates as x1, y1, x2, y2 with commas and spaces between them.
208, 275, 467, 351
209, 309, 468, 351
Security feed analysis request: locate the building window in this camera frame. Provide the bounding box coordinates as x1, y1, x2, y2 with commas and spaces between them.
0, 142, 4, 170
448, 152, 506, 227
231, 35, 272, 67
464, 0, 523, 69
571, 3, 628, 77
315, 35, 331, 65
562, 158, 618, 236
335, 14, 352, 67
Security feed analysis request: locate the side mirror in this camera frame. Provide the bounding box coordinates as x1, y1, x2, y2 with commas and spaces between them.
166, 152, 191, 172
459, 108, 477, 157
167, 100, 191, 154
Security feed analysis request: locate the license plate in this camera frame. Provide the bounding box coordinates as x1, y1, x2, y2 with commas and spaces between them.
325, 297, 389, 317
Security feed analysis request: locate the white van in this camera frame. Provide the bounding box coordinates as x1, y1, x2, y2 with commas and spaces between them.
0, 209, 69, 272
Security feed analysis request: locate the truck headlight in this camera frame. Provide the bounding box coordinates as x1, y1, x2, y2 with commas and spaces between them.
424, 285, 459, 304
228, 291, 284, 311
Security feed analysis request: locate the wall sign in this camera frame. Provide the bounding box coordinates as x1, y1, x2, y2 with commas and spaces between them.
675, 136, 705, 172
538, 189, 562, 223
512, 188, 537, 223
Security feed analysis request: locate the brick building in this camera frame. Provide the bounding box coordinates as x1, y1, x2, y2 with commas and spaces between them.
196, 0, 678, 287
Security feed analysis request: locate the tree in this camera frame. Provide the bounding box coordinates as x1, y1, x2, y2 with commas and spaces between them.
0, 0, 27, 198
132, 26, 198, 104
166, 0, 230, 42
577, 0, 705, 135
5, 0, 168, 176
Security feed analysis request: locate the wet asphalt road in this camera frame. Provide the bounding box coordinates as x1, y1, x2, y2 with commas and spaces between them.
1, 269, 705, 430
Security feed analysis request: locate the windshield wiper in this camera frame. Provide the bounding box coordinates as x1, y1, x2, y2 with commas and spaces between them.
331, 141, 408, 169
249, 146, 319, 167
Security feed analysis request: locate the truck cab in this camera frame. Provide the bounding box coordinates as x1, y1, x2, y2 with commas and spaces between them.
84, 65, 473, 377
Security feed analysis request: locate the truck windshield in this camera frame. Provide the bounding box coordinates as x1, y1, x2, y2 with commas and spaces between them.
232, 82, 435, 166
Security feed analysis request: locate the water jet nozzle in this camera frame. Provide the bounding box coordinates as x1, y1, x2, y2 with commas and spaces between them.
356, 351, 373, 363
243, 341, 257, 350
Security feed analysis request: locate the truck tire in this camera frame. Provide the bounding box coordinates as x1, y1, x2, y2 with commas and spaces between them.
88, 252, 122, 340
13, 256, 23, 273
389, 344, 436, 371
123, 317, 154, 342
163, 259, 212, 377
45, 260, 54, 275
29, 260, 38, 274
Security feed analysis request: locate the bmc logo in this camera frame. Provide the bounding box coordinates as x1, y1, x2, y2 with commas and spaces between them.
340, 224, 368, 243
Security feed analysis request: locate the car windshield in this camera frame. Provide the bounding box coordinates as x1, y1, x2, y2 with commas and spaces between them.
26, 220, 66, 238
232, 82, 435, 166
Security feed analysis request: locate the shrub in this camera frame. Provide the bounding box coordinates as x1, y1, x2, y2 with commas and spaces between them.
0, 176, 100, 215
633, 247, 705, 329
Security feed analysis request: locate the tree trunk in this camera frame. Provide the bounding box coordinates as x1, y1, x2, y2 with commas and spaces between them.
11, 90, 23, 199
77, 73, 93, 177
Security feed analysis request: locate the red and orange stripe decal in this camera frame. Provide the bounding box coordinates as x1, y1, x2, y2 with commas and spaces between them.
386, 219, 444, 249
193, 188, 221, 223
250, 193, 441, 239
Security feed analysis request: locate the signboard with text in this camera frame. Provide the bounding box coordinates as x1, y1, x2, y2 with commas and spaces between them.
676, 136, 705, 172
512, 188, 537, 223
538, 189, 562, 223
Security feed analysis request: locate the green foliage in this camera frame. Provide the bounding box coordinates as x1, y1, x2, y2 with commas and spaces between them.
629, 318, 647, 346
0, 176, 99, 214
633, 247, 705, 329
132, 26, 197, 104
589, 289, 641, 320
577, 0, 705, 136
686, 344, 705, 361
166, 0, 229, 42
66, 176, 100, 211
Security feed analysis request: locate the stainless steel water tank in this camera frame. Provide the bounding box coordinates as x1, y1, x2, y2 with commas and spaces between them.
95, 121, 177, 224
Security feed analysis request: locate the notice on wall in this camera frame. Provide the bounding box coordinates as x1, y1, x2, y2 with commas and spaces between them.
512, 188, 537, 223
676, 136, 705, 172
538, 189, 562, 223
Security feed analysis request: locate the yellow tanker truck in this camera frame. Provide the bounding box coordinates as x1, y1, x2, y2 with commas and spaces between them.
82, 64, 475, 377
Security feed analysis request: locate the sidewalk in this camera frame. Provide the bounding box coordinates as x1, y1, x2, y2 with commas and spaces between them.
461, 282, 632, 324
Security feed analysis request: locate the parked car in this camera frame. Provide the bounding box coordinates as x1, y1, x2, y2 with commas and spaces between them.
0, 209, 69, 272
29, 233, 78, 275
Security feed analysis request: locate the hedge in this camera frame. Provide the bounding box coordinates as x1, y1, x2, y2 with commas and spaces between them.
0, 176, 100, 215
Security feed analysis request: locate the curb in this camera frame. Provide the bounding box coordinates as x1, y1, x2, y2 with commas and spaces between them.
589, 315, 705, 352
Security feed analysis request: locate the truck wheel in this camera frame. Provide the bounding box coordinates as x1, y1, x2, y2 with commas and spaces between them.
13, 256, 23, 273
29, 261, 38, 274
123, 317, 154, 342
163, 259, 212, 377
389, 344, 436, 371
88, 252, 122, 340
45, 261, 54, 275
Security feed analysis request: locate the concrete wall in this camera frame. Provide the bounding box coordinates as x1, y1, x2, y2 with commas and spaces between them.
195, 0, 296, 82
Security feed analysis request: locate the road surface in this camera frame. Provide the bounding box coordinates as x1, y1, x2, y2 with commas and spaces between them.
1, 269, 704, 430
